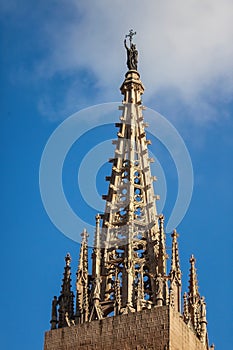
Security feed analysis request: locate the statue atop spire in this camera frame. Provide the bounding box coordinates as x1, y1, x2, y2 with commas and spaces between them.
124, 29, 138, 71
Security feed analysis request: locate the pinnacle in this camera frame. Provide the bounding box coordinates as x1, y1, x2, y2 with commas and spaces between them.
190, 254, 196, 263
81, 228, 88, 241
65, 253, 71, 267
171, 229, 179, 238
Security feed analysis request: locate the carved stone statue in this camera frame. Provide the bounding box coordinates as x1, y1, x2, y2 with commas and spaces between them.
65, 312, 75, 327
50, 296, 58, 329
200, 297, 207, 319
52, 296, 58, 318
155, 274, 164, 303
124, 39, 138, 71
93, 277, 101, 299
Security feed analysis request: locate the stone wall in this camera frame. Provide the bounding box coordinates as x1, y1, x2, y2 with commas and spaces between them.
169, 308, 207, 350
44, 306, 206, 350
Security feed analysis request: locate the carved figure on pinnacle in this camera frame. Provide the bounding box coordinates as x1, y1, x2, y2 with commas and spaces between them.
124, 29, 138, 71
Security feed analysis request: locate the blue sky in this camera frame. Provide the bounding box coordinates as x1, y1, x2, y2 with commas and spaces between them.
1, 1, 233, 349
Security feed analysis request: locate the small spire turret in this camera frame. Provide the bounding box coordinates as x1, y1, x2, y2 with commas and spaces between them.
188, 255, 200, 304
181, 255, 209, 346
50, 296, 58, 330
169, 229, 181, 311
57, 253, 74, 328
170, 230, 181, 276
188, 255, 201, 333
75, 230, 89, 324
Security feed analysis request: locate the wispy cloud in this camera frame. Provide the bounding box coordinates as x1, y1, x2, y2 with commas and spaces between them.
4, 0, 233, 122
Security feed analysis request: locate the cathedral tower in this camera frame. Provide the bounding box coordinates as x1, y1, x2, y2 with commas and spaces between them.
44, 32, 213, 350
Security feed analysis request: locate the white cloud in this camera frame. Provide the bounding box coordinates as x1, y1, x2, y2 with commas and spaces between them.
23, 0, 233, 121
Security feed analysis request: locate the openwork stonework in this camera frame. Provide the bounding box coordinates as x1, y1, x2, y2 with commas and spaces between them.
44, 33, 214, 350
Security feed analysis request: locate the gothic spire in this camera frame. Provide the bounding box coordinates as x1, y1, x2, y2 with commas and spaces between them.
75, 230, 89, 324
186, 255, 208, 344
96, 34, 164, 316
168, 230, 181, 311
170, 229, 181, 277
46, 35, 211, 349
187, 255, 201, 332
57, 253, 74, 328
188, 255, 200, 304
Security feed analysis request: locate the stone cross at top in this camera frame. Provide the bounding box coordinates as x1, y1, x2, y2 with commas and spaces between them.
125, 29, 137, 45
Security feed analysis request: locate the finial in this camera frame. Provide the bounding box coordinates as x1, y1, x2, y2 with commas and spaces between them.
125, 29, 137, 46
158, 214, 165, 225
81, 228, 89, 242
171, 228, 178, 238
190, 254, 195, 264
95, 213, 101, 222
124, 30, 138, 71
65, 253, 71, 267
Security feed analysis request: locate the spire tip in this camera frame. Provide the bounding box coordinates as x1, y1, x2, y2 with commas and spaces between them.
65, 253, 71, 266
